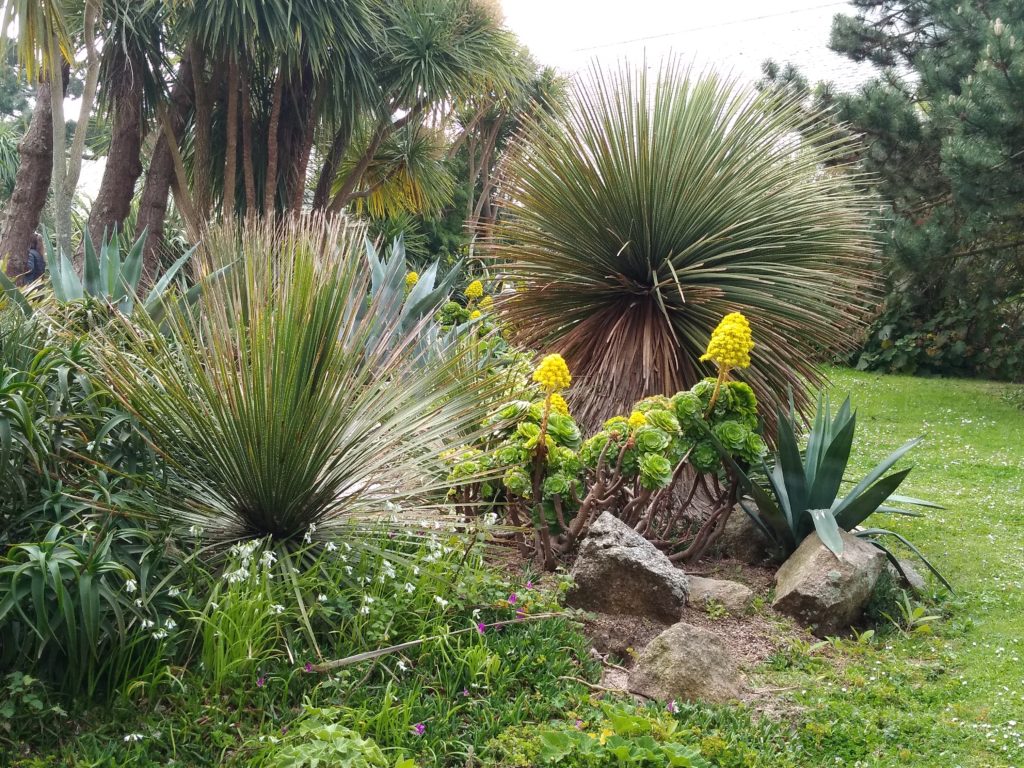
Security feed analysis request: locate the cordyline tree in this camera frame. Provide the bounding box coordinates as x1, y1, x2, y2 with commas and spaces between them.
763, 0, 1024, 380
0, 0, 525, 281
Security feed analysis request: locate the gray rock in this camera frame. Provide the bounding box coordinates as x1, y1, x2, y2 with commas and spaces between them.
628, 622, 743, 704
773, 531, 886, 636
583, 612, 667, 659
688, 576, 754, 614
566, 512, 689, 623
717, 504, 774, 564
887, 558, 927, 593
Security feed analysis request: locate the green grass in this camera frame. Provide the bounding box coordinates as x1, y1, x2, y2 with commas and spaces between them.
757, 367, 1024, 767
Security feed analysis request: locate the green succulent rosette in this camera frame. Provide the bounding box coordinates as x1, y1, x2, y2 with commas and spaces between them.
691, 440, 721, 473
546, 412, 582, 448
503, 467, 530, 497
713, 420, 750, 452
633, 425, 671, 453
644, 408, 681, 434
639, 452, 673, 490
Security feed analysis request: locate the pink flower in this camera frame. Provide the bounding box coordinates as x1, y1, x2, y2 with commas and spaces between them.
476, 622, 487, 634
304, 662, 313, 673
508, 593, 517, 605
256, 676, 265, 688
412, 723, 426, 736
462, 688, 470, 697
525, 581, 534, 590
667, 699, 679, 714
575, 719, 585, 730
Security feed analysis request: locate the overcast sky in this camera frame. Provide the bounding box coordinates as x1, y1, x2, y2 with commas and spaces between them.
500, 0, 876, 89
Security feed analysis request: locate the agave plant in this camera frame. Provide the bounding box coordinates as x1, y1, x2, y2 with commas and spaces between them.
98, 215, 504, 549
0, 228, 199, 322
724, 393, 952, 591
362, 233, 461, 354
489, 60, 877, 428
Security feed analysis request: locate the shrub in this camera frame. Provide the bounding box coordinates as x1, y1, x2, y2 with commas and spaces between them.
97, 215, 506, 548
489, 59, 877, 428
446, 343, 767, 567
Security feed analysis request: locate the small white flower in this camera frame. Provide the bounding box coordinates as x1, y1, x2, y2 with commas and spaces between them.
317, 594, 328, 603
141, 619, 155, 630
164, 618, 177, 631
151, 629, 168, 640
404, 582, 415, 594
210, 601, 219, 610
472, 608, 481, 619
167, 587, 181, 598
325, 541, 337, 552
260, 550, 277, 567
124, 578, 138, 594
342, 542, 351, 552
188, 525, 203, 537
344, 566, 353, 575
271, 604, 285, 615
359, 605, 371, 615
123, 733, 144, 743
397, 660, 408, 672
413, 566, 420, 576
134, 598, 144, 608
363, 595, 375, 604
434, 596, 449, 608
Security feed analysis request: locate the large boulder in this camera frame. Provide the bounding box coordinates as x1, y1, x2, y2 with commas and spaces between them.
716, 505, 775, 564
688, 576, 754, 615
773, 531, 886, 636
566, 512, 689, 623
628, 622, 743, 704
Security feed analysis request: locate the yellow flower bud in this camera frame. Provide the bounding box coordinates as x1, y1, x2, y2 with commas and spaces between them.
466, 280, 484, 299
549, 392, 570, 416
627, 410, 647, 430
700, 312, 754, 372
405, 271, 420, 289
533, 353, 572, 392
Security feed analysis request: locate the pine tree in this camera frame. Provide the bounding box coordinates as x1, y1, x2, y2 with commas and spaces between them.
767, 1, 1024, 379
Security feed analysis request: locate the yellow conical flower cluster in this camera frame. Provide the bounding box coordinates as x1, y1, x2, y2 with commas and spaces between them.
405, 271, 420, 289
549, 392, 570, 416
627, 410, 647, 430
700, 312, 754, 371
465, 280, 484, 300
533, 353, 571, 392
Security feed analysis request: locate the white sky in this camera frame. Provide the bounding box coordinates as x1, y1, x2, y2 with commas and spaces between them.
500, 0, 876, 89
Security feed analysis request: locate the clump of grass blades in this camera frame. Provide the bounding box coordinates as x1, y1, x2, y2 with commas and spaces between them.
98, 215, 507, 547
488, 59, 879, 428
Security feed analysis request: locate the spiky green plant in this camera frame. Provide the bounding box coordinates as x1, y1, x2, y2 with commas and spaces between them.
98, 215, 503, 547
489, 60, 878, 427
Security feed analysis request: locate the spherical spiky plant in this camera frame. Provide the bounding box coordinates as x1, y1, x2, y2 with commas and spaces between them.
489, 60, 878, 428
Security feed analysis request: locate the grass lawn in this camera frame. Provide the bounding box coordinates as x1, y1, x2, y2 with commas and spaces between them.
758, 367, 1024, 767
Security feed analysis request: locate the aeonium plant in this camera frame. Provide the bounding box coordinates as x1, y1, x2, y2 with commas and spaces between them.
444, 313, 767, 568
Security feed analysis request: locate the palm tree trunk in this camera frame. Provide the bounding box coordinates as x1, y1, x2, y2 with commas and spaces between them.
312, 120, 353, 210
240, 63, 257, 215
263, 65, 285, 217
190, 44, 213, 221
89, 47, 145, 247
223, 58, 239, 222
0, 74, 62, 281
48, 35, 70, 259
136, 55, 194, 278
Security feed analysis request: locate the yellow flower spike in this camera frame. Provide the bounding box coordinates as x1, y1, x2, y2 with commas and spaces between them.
627, 410, 647, 430
479, 295, 494, 310
469, 309, 482, 320
549, 392, 570, 416
533, 353, 572, 392
700, 311, 754, 372
405, 271, 420, 289
465, 280, 484, 300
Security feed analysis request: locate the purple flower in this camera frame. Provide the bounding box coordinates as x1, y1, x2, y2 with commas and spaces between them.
304, 662, 313, 673
666, 699, 679, 714
281, 726, 289, 735
462, 688, 470, 697
525, 581, 534, 590
476, 622, 487, 634
575, 719, 585, 730
508, 593, 517, 605
256, 676, 265, 688
515, 608, 526, 620
412, 723, 426, 736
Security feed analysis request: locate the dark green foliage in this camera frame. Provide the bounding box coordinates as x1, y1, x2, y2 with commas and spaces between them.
765, 2, 1024, 380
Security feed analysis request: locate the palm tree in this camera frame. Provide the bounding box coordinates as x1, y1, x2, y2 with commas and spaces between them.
489, 60, 879, 428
